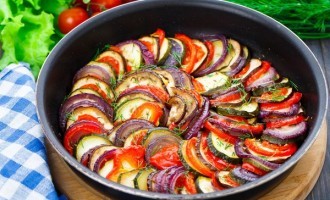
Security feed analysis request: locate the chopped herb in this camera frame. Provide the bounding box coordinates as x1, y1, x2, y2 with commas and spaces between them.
289, 80, 299, 91
171, 51, 182, 65
238, 133, 252, 140
92, 44, 111, 60
109, 77, 117, 90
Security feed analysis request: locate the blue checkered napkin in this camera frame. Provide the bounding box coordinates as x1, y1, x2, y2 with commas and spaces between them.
0, 63, 58, 200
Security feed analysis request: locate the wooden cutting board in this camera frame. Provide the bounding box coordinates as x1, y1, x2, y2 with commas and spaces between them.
46, 120, 327, 200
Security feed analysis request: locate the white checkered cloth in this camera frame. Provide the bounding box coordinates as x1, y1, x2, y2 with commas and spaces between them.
0, 63, 58, 200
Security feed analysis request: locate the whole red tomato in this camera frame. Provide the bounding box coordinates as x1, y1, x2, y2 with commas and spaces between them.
58, 7, 89, 34
89, 0, 123, 12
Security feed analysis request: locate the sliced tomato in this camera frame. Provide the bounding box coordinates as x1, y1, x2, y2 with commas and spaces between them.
211, 173, 225, 191
210, 90, 246, 105
63, 120, 106, 155
193, 41, 214, 73
96, 54, 123, 76
151, 28, 165, 46
260, 92, 302, 111
186, 137, 214, 177
245, 138, 297, 157
191, 77, 205, 93
204, 121, 237, 144
200, 131, 237, 171
266, 114, 305, 129
127, 129, 148, 146
244, 61, 271, 87
175, 33, 197, 74
80, 83, 112, 104
242, 162, 268, 176
131, 102, 164, 126
123, 85, 169, 103
149, 145, 183, 170
234, 62, 250, 79
106, 145, 146, 182
175, 172, 197, 194
73, 114, 101, 125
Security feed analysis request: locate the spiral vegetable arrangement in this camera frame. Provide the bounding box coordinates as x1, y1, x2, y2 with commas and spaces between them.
59, 29, 308, 194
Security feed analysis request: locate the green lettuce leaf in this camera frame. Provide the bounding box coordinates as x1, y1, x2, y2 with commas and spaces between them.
0, 0, 72, 78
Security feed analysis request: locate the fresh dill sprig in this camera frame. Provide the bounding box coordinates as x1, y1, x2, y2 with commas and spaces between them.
227, 0, 330, 39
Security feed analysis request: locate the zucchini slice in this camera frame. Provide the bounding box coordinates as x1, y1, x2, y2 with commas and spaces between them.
163, 38, 185, 67
195, 71, 230, 95
133, 168, 155, 190
118, 169, 141, 188
69, 88, 101, 98
118, 42, 143, 71
157, 38, 172, 64
255, 87, 293, 103
75, 135, 111, 163
216, 171, 240, 188
196, 176, 216, 193
216, 99, 259, 118
207, 132, 240, 164
115, 98, 150, 123
252, 77, 290, 96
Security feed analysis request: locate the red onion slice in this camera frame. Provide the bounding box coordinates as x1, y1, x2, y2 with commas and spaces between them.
73, 65, 111, 83
245, 67, 278, 91
263, 121, 307, 140
234, 140, 281, 170
259, 103, 300, 118
231, 167, 260, 183
59, 93, 114, 132
113, 119, 154, 147
183, 97, 210, 139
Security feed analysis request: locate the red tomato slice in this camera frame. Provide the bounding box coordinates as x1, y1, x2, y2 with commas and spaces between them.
151, 28, 165, 47
106, 145, 146, 181
234, 62, 250, 79
204, 121, 237, 144
260, 92, 303, 111
175, 172, 197, 194
149, 145, 183, 170
186, 137, 214, 177
244, 61, 271, 87
244, 138, 297, 157
131, 102, 163, 126
242, 162, 268, 176
175, 33, 197, 74
80, 83, 112, 104
194, 41, 214, 73
127, 129, 148, 146
63, 120, 106, 155
266, 114, 305, 129
191, 78, 206, 93
96, 56, 121, 76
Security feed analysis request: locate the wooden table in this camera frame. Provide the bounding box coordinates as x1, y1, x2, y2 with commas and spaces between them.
305, 39, 330, 200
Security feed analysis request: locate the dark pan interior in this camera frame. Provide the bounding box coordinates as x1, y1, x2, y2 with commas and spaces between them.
36, 0, 328, 199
